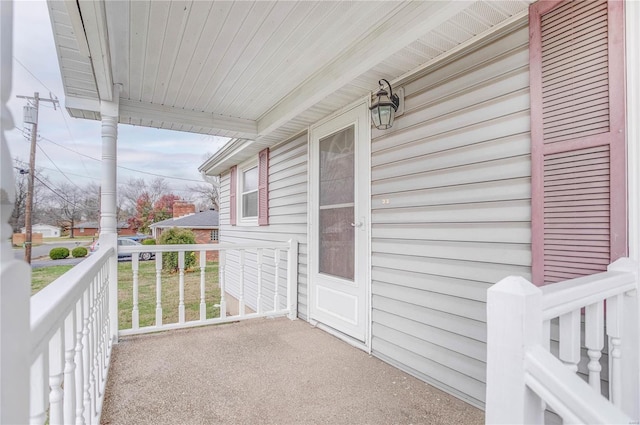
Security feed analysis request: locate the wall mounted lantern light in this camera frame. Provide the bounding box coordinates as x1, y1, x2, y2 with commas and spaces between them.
369, 79, 400, 130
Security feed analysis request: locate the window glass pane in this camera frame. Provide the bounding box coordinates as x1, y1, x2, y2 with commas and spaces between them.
243, 192, 258, 217
243, 167, 258, 192
319, 126, 354, 206
319, 207, 354, 280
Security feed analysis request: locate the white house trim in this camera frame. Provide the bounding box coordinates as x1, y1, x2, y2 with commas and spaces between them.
627, 0, 640, 265
78, 0, 113, 101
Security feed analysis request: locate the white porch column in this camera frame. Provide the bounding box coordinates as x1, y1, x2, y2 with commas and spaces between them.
0, 1, 30, 422
100, 96, 119, 342
625, 1, 640, 420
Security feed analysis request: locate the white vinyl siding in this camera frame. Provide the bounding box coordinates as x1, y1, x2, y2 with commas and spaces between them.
370, 25, 531, 407
220, 133, 309, 318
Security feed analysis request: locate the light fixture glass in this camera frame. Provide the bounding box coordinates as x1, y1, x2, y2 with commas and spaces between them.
369, 79, 399, 130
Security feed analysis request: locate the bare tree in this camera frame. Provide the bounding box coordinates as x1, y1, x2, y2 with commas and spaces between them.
10, 159, 47, 233
119, 177, 170, 213
187, 174, 219, 211
43, 182, 85, 238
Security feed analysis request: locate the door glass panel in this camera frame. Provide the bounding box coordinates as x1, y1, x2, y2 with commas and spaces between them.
318, 126, 355, 280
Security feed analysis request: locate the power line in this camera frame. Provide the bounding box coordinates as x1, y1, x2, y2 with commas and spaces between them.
12, 56, 54, 94
36, 142, 83, 190
37, 135, 205, 183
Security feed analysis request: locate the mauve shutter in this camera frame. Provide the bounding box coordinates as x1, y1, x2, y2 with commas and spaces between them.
229, 166, 237, 226
530, 0, 626, 285
258, 148, 269, 226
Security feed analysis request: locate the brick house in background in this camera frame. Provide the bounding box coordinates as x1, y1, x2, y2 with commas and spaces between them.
150, 202, 219, 261
73, 221, 136, 237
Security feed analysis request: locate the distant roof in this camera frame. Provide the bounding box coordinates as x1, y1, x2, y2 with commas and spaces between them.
74, 221, 130, 229
150, 210, 219, 229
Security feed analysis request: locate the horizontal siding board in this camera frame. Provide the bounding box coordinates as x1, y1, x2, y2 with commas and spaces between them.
372, 200, 531, 224
373, 239, 530, 267
373, 253, 531, 284
372, 221, 530, 244
372, 268, 489, 302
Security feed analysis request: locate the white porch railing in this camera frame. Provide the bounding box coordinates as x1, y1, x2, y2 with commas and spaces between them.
25, 239, 298, 424
29, 246, 116, 425
486, 258, 639, 424
117, 240, 299, 336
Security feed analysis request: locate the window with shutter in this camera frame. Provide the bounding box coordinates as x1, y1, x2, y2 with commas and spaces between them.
258, 148, 269, 226
530, 0, 627, 285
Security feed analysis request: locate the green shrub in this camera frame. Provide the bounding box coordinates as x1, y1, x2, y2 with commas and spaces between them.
72, 246, 88, 258
49, 247, 70, 260
142, 238, 156, 245
158, 228, 196, 272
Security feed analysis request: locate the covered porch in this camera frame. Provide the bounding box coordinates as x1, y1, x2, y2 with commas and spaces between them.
102, 318, 482, 425
2, 0, 640, 424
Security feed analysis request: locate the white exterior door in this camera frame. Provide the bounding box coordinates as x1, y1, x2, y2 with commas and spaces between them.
309, 102, 370, 343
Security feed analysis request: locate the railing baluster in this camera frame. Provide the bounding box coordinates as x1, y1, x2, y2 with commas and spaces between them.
30, 351, 49, 425
88, 277, 98, 420
558, 310, 580, 373
273, 249, 280, 311
74, 298, 86, 425
48, 327, 64, 425
64, 310, 77, 424
81, 289, 91, 425
256, 249, 263, 314
200, 251, 206, 321
219, 250, 226, 318
178, 251, 185, 323
585, 301, 604, 393
606, 294, 624, 407
155, 252, 163, 326
132, 254, 140, 329
239, 249, 245, 316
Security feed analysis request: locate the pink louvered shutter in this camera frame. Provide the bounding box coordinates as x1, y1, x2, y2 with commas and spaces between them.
258, 148, 269, 226
229, 165, 237, 226
530, 0, 626, 285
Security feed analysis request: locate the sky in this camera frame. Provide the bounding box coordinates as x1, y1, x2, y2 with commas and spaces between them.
5, 0, 229, 199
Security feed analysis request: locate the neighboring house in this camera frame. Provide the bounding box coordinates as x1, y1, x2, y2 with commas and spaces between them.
2, 0, 639, 423
20, 224, 60, 238
150, 203, 219, 261
73, 221, 136, 237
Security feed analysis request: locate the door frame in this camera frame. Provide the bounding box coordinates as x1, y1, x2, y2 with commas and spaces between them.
306, 98, 372, 351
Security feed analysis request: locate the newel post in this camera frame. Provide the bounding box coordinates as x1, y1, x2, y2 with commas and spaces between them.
486, 276, 544, 424
100, 94, 119, 343
0, 1, 30, 422
608, 258, 640, 420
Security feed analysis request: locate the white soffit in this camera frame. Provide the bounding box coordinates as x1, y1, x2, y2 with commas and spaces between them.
48, 0, 533, 173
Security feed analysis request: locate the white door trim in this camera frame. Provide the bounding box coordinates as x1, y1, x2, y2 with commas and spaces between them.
307, 100, 371, 348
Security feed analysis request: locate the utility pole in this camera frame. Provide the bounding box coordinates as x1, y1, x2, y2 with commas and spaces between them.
16, 92, 59, 264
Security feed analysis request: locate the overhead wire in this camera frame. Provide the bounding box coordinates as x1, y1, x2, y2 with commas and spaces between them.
37, 134, 205, 183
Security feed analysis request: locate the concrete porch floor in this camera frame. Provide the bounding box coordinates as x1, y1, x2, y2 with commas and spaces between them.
101, 318, 483, 425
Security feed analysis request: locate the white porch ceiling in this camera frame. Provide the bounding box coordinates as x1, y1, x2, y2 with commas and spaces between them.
47, 0, 533, 174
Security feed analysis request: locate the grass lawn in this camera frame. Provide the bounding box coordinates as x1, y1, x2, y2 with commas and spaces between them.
31, 261, 221, 330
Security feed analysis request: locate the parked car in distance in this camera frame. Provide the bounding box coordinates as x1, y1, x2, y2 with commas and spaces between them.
89, 237, 153, 261
123, 234, 153, 243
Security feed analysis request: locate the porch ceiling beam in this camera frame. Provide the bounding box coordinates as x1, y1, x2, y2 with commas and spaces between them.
118, 99, 259, 138
256, 1, 472, 137
77, 0, 113, 101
